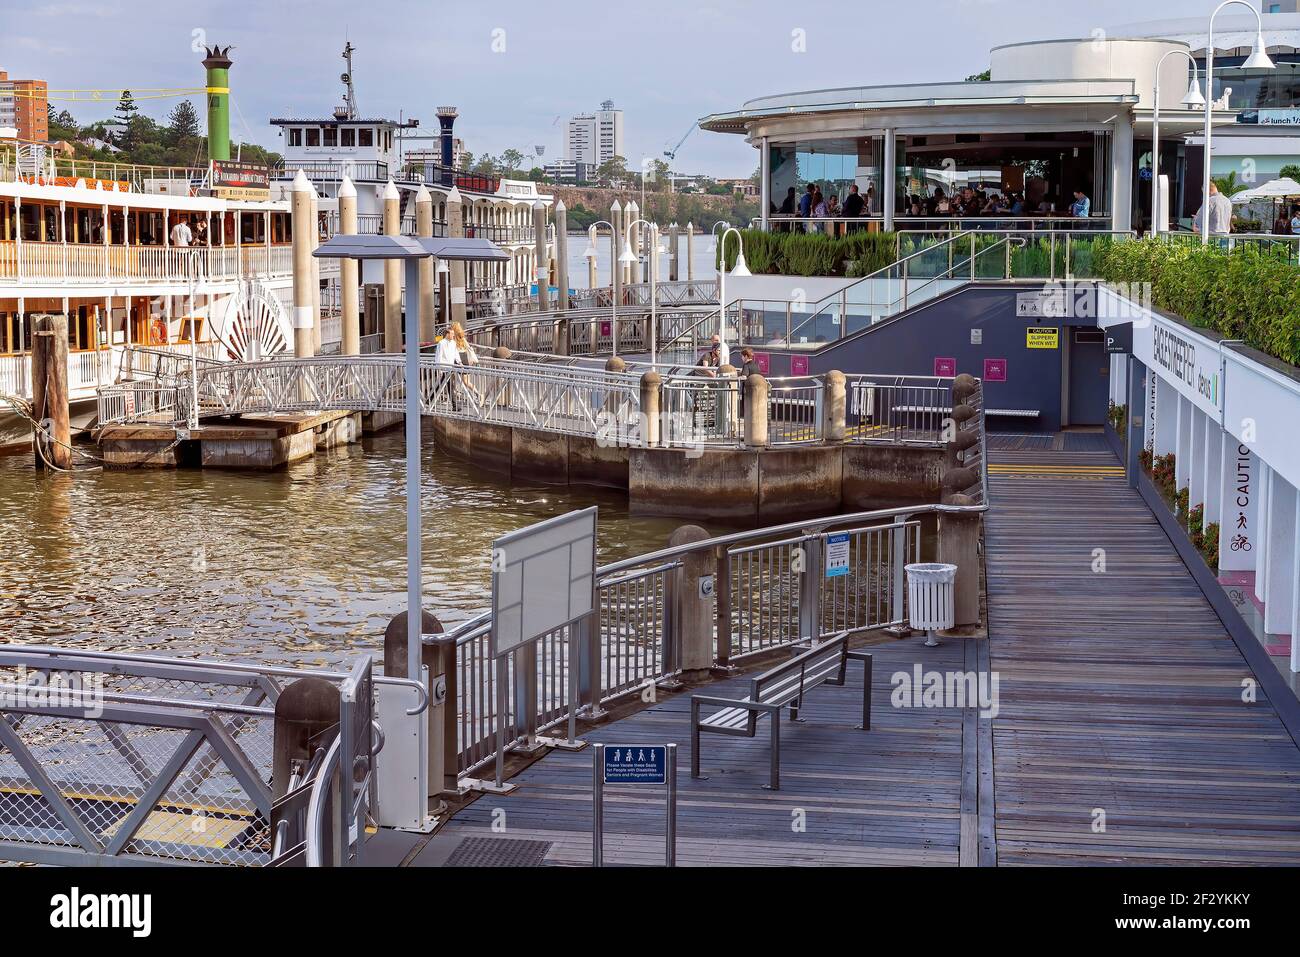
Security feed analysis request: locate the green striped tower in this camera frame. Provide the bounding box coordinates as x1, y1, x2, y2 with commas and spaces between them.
201, 45, 233, 162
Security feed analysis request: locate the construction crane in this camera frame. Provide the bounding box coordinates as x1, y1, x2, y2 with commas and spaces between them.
663, 122, 697, 161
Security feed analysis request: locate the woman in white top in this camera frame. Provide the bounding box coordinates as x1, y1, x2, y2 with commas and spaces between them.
450, 322, 481, 401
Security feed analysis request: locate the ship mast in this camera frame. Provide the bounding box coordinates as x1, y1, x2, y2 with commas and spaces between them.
337, 41, 358, 121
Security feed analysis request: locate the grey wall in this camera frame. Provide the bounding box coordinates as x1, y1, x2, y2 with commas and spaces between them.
746, 283, 1092, 433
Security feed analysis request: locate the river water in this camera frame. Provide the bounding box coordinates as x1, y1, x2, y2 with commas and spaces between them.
0, 425, 688, 670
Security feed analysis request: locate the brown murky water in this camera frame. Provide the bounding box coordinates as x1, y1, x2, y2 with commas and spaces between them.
0, 423, 688, 669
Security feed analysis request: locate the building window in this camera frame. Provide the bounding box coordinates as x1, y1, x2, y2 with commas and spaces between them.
341, 128, 355, 147
323, 126, 337, 147
289, 128, 302, 147
306, 127, 320, 147
359, 128, 373, 147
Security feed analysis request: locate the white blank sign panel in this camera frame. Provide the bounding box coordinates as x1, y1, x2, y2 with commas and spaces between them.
491, 507, 597, 657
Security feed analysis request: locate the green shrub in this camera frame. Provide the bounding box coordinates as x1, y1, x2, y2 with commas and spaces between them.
719, 229, 897, 278
1094, 238, 1300, 366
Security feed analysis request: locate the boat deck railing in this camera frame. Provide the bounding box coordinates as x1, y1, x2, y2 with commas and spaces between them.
0, 646, 423, 867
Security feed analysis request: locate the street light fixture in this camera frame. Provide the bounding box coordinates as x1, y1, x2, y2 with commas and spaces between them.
717, 226, 749, 354
586, 220, 621, 355
313, 233, 508, 686
1151, 50, 1205, 235
626, 217, 661, 363
1201, 0, 1275, 244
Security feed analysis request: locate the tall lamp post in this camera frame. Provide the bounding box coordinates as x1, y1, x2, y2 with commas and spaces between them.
1151, 51, 1205, 235
1201, 0, 1275, 244
623, 218, 664, 364
313, 234, 508, 687
583, 221, 620, 355
716, 226, 751, 351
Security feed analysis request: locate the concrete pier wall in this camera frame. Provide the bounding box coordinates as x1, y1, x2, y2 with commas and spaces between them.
431, 416, 943, 520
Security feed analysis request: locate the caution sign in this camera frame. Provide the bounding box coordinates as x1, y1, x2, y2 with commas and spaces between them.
1026, 327, 1059, 350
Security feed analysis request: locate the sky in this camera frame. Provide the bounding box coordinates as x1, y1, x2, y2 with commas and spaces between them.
2, 0, 1216, 177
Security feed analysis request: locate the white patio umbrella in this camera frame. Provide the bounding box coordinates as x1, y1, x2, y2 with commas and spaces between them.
1232, 176, 1300, 203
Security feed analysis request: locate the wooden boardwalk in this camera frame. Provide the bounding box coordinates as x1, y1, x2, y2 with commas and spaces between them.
431, 636, 973, 866
427, 433, 1300, 867
985, 439, 1300, 865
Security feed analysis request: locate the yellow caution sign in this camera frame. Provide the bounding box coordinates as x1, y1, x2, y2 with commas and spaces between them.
1026, 326, 1059, 349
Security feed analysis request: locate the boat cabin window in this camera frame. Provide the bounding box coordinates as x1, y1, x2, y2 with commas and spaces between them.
323, 127, 337, 147
359, 128, 373, 148
289, 128, 302, 147
341, 128, 355, 147
306, 128, 320, 147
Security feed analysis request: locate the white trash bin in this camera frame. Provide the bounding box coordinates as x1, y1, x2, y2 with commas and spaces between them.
905, 562, 957, 647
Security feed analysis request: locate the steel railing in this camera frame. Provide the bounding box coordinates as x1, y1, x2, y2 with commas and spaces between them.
442, 493, 982, 782
0, 646, 423, 867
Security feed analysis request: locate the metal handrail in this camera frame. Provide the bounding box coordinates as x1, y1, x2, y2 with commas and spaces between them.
304, 736, 342, 868
0, 643, 430, 715
763, 231, 985, 346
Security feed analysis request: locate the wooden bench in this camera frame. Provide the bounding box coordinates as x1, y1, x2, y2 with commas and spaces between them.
690, 633, 871, 790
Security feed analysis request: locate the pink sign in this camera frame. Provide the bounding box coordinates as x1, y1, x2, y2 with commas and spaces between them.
933, 357, 956, 377
790, 356, 810, 376
983, 358, 1007, 382
600, 321, 611, 337
753, 351, 771, 375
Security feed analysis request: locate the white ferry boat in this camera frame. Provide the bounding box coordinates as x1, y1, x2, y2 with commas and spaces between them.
0, 45, 552, 451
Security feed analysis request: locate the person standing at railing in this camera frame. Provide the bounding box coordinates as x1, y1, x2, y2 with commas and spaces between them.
169, 218, 192, 248
843, 184, 865, 232
710, 333, 730, 368
1069, 189, 1091, 219
1193, 182, 1233, 238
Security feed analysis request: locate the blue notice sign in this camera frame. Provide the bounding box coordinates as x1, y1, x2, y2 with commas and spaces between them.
825, 533, 850, 578
604, 745, 667, 784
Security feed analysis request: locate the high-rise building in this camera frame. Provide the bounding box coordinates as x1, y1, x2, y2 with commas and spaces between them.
564, 99, 623, 167
0, 70, 48, 142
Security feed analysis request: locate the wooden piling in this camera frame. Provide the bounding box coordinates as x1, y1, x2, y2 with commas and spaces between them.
30, 313, 71, 471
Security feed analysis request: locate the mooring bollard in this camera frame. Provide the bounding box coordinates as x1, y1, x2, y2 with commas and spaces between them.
668, 525, 714, 676
744, 373, 769, 448
824, 370, 846, 443
641, 370, 662, 447
938, 495, 981, 626
272, 676, 341, 800
271, 675, 343, 863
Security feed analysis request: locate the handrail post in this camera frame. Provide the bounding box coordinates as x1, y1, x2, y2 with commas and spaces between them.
668, 525, 715, 674
890, 515, 908, 629
576, 610, 606, 721
799, 532, 823, 642
715, 545, 733, 669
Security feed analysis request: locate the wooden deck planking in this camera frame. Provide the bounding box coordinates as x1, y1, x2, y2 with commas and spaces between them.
985, 444, 1300, 866
435, 636, 970, 866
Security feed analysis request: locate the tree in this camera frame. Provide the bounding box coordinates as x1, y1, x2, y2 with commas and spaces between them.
500, 148, 524, 173
471, 153, 499, 175
965, 69, 991, 81
1279, 164, 1300, 181
1213, 170, 1250, 197
167, 99, 200, 141
596, 155, 628, 188
642, 158, 670, 192
114, 90, 139, 148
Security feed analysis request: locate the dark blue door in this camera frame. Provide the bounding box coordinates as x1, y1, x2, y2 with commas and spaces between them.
1067, 328, 1108, 426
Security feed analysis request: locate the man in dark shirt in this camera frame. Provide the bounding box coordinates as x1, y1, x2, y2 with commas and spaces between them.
843, 184, 865, 218
779, 187, 796, 214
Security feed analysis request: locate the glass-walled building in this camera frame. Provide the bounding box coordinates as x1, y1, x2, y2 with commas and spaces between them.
702, 20, 1300, 235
